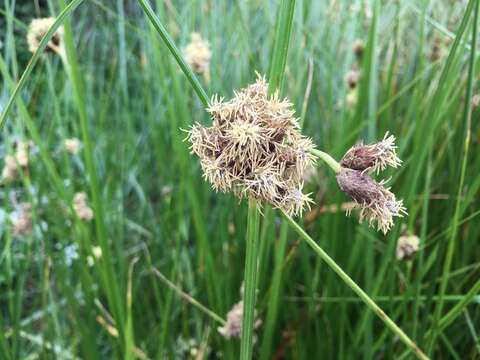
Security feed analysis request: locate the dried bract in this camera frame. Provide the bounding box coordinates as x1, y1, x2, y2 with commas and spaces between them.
27, 17, 64, 55
336, 168, 406, 234
340, 132, 401, 174
396, 234, 420, 260
187, 76, 317, 216
73, 192, 94, 221
184, 32, 211, 75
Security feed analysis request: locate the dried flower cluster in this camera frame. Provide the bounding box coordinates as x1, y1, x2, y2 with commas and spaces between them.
73, 192, 94, 221
396, 234, 420, 260
336, 133, 406, 234
27, 17, 64, 55
64, 138, 82, 155
187, 77, 317, 216
184, 32, 211, 76
2, 141, 30, 183
10, 203, 33, 237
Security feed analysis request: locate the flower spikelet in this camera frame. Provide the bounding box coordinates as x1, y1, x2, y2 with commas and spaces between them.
27, 17, 64, 55
340, 132, 401, 174
336, 168, 406, 234
187, 76, 317, 216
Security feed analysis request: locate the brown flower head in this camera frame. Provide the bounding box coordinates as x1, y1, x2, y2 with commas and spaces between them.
27, 17, 64, 55
396, 234, 420, 260
184, 32, 211, 75
352, 39, 365, 59
336, 168, 406, 234
63, 138, 82, 155
340, 132, 401, 174
1, 141, 30, 183
187, 76, 317, 216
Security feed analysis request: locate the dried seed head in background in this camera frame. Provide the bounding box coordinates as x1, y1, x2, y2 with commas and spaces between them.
1, 141, 31, 183
352, 39, 365, 59
64, 138, 82, 155
396, 234, 420, 260
218, 284, 261, 339
345, 69, 361, 89
187, 76, 317, 216
73, 192, 94, 221
27, 17, 64, 55
340, 132, 401, 174
10, 203, 33, 237
336, 168, 406, 234
184, 32, 211, 75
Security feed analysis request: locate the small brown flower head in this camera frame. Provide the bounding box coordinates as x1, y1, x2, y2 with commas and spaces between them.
63, 138, 82, 155
396, 234, 420, 260
187, 76, 317, 216
10, 203, 33, 237
73, 192, 94, 221
184, 32, 211, 75
340, 132, 401, 174
352, 39, 365, 59
346, 88, 359, 109
336, 168, 406, 234
2, 155, 19, 183
345, 69, 361, 89
27, 17, 64, 55
472, 94, 480, 109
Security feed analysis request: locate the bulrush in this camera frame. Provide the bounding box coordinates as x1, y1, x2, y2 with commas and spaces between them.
184, 32, 211, 76
27, 17, 64, 55
73, 192, 94, 221
340, 132, 401, 174
187, 76, 317, 216
336, 133, 406, 234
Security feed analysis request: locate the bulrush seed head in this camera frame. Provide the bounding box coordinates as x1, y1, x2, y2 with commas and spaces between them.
336, 168, 406, 234
27, 17, 64, 55
187, 76, 317, 216
340, 132, 401, 174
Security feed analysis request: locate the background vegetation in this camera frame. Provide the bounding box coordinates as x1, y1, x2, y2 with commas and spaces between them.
0, 0, 479, 358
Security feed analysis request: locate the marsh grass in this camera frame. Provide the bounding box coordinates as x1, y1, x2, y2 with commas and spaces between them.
0, 0, 479, 359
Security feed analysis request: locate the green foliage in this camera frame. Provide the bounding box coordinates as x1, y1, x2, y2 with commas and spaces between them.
0, 0, 479, 358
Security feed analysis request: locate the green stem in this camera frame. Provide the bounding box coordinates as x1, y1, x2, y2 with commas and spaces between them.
137, 0, 209, 107
282, 212, 429, 360
240, 198, 260, 360
310, 149, 341, 173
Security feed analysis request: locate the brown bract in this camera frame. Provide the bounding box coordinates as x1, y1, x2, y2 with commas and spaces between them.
187, 76, 317, 216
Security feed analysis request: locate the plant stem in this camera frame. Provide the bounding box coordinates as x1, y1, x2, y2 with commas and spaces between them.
310, 149, 341, 173
240, 198, 260, 360
282, 212, 429, 360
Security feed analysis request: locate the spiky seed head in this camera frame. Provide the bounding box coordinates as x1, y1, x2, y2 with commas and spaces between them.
187, 76, 317, 216
336, 168, 407, 234
27, 17, 64, 55
184, 32, 211, 75
396, 234, 420, 260
340, 132, 401, 174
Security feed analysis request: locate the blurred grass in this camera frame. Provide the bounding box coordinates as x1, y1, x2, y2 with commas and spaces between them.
0, 0, 479, 359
